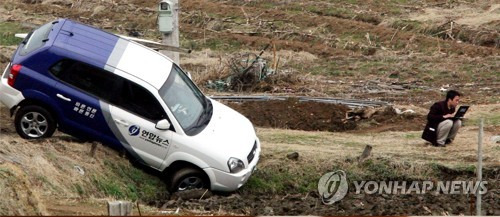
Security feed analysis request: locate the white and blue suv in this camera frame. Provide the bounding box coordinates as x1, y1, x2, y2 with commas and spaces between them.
0, 19, 260, 192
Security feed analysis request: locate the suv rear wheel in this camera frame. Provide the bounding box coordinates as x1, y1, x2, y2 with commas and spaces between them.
14, 105, 56, 139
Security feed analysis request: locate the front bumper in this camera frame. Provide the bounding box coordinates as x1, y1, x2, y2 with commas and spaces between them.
204, 139, 261, 192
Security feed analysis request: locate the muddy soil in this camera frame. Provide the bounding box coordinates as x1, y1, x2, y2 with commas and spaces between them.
225, 98, 425, 132
161, 179, 499, 216
226, 98, 355, 132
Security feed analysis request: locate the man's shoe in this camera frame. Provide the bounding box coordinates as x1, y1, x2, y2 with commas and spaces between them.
432, 142, 446, 147
445, 139, 452, 145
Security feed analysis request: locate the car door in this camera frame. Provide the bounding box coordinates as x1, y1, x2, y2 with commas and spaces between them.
106, 78, 172, 169
50, 59, 119, 141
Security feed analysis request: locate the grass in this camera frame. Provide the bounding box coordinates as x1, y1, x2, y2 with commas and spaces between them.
466, 105, 500, 127
265, 133, 323, 145
359, 159, 406, 180
306, 5, 355, 18
310, 61, 355, 77
92, 175, 125, 198
34, 174, 60, 191
243, 164, 320, 194
0, 167, 12, 178
404, 133, 419, 139
99, 160, 166, 201
74, 183, 85, 196
242, 158, 464, 195
256, 124, 499, 191
0, 22, 29, 46
340, 141, 365, 147
244, 155, 493, 195
183, 38, 243, 52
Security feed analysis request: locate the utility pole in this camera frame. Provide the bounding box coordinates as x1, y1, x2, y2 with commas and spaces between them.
476, 118, 483, 216
160, 0, 180, 65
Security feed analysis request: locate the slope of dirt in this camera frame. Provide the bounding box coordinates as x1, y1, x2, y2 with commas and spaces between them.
226, 98, 356, 132
225, 98, 426, 132
0, 105, 169, 215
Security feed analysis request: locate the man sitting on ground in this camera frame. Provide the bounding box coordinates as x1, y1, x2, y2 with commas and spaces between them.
422, 90, 462, 147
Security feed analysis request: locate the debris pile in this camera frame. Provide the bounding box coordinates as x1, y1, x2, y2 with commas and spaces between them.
206, 52, 275, 91
205, 45, 300, 92
346, 106, 416, 121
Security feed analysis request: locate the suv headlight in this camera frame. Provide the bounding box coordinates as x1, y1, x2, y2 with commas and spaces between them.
227, 157, 245, 173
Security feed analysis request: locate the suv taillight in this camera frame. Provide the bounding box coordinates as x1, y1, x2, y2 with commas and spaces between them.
8, 64, 21, 87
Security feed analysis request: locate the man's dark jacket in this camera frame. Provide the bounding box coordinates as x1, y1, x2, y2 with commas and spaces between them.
422, 100, 455, 144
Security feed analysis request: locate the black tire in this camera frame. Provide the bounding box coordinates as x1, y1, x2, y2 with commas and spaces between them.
14, 105, 56, 139
169, 167, 209, 192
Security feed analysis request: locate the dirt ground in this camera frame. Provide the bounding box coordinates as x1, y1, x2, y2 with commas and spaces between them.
224, 98, 426, 133
0, 0, 498, 215
163, 187, 500, 216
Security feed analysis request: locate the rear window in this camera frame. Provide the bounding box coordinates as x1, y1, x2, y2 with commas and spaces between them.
50, 59, 117, 102
19, 22, 53, 56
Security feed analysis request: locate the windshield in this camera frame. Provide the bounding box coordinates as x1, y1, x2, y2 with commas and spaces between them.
159, 65, 212, 135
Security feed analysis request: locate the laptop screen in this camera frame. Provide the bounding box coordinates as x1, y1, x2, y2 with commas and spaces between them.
454, 106, 469, 118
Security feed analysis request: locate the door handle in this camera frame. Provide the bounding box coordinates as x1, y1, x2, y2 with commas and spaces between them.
56, 93, 71, 102
114, 119, 130, 127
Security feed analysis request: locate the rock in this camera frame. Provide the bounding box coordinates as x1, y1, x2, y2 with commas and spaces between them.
73, 166, 85, 175
263, 206, 274, 215
357, 145, 372, 162
226, 193, 242, 199
0, 54, 10, 64
362, 47, 377, 56
401, 109, 416, 114
395, 108, 416, 115
286, 152, 299, 160
362, 108, 377, 119
162, 199, 177, 209
42, 0, 73, 6
389, 72, 399, 78
91, 6, 106, 16
490, 135, 500, 143
206, 20, 224, 31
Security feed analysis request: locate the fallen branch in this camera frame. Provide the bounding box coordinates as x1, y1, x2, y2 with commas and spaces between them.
390, 28, 399, 42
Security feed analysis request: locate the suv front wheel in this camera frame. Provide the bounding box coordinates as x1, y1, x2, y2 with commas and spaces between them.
14, 105, 56, 139
169, 167, 209, 192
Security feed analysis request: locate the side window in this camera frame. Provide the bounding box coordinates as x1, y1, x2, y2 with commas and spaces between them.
50, 59, 117, 102
115, 80, 166, 121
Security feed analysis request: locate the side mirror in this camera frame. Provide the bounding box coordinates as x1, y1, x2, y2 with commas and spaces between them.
155, 119, 171, 130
